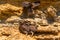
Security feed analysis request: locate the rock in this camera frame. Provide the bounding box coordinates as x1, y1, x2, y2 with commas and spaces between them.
0, 4, 23, 16
5, 16, 22, 23
0, 4, 23, 20
34, 10, 48, 25
53, 22, 60, 26
34, 18, 42, 24
56, 16, 60, 23
19, 20, 37, 35
37, 25, 58, 34
0, 20, 1, 23
34, 10, 44, 18
32, 1, 40, 10
22, 1, 40, 18
22, 1, 31, 8
22, 1, 34, 18
40, 19, 48, 26
24, 18, 34, 22
0, 36, 7, 40
46, 6, 58, 22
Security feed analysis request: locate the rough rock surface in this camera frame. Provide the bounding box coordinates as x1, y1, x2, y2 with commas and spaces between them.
0, 0, 60, 40
0, 4, 23, 20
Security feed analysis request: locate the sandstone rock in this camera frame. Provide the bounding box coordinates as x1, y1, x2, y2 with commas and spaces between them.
45, 6, 58, 22
56, 16, 60, 23
0, 4, 23, 20
34, 18, 42, 24
34, 10, 48, 25
0, 0, 60, 40
0, 36, 7, 40
0, 4, 23, 15
5, 16, 22, 23
0, 20, 1, 23
32, 1, 40, 10
53, 22, 60, 31
24, 18, 34, 22
22, 1, 34, 18
34, 10, 44, 18
19, 19, 37, 35
36, 36, 60, 40
37, 25, 58, 34
53, 22, 59, 26
40, 19, 48, 26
